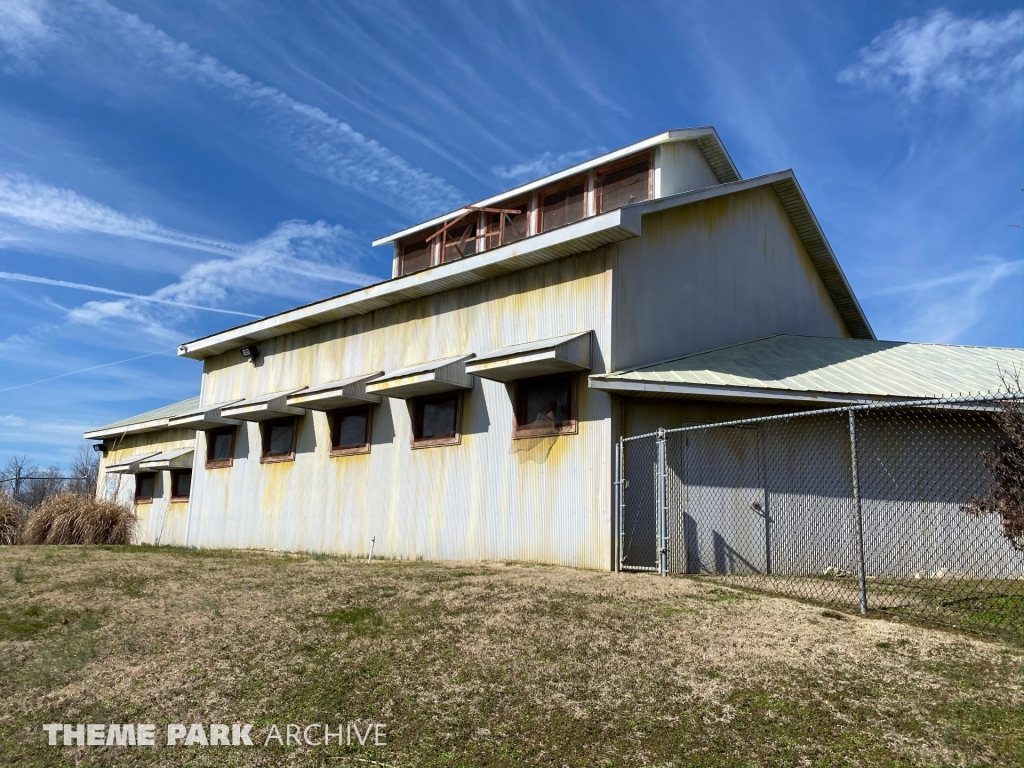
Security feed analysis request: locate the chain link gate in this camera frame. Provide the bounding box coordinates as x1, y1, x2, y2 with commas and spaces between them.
615, 394, 1024, 641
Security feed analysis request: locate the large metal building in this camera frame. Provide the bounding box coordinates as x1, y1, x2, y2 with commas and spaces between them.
83, 128, 1024, 569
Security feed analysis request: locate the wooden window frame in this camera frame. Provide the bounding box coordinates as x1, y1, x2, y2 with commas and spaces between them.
329, 405, 372, 457
595, 151, 653, 215
512, 373, 578, 439
538, 175, 588, 234
483, 196, 531, 251
169, 468, 192, 502
260, 417, 299, 464
398, 236, 434, 276
410, 392, 463, 449
134, 471, 156, 504
205, 426, 237, 469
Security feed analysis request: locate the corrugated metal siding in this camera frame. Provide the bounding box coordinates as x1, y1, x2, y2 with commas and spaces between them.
611, 184, 852, 372
188, 249, 615, 569
769, 176, 871, 340
97, 428, 195, 546
180, 222, 637, 359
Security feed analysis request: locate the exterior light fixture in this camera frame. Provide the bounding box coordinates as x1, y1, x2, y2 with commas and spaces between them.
92, 443, 107, 455
240, 345, 260, 362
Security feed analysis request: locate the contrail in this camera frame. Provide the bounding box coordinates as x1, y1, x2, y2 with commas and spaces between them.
0, 271, 260, 317
0, 351, 172, 393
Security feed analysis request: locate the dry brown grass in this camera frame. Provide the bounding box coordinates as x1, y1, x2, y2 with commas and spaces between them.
20, 494, 135, 545
0, 546, 1021, 767
0, 494, 21, 545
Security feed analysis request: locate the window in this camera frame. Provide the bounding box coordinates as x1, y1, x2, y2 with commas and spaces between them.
411, 393, 463, 448
170, 469, 192, 501
400, 237, 432, 275
596, 153, 651, 213
261, 417, 298, 463
330, 406, 372, 456
540, 177, 586, 233
513, 374, 577, 438
134, 472, 156, 504
442, 219, 478, 263
484, 197, 530, 250
206, 426, 236, 469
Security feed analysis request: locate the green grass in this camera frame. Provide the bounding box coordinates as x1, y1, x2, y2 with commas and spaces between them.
0, 545, 1021, 767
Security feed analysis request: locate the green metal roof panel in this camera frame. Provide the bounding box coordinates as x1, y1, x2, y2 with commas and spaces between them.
593, 335, 1024, 400
87, 396, 201, 435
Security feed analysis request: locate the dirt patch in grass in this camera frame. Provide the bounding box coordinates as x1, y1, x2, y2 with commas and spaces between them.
0, 546, 1020, 767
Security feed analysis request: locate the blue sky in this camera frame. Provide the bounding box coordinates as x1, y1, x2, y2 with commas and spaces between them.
0, 0, 1021, 467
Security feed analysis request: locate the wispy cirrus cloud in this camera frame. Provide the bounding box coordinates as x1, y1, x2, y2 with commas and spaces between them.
65, 219, 379, 341
0, 272, 259, 318
0, 0, 463, 221
492, 148, 605, 182
866, 258, 1023, 343
0, 0, 51, 72
838, 9, 1024, 102
0, 173, 242, 255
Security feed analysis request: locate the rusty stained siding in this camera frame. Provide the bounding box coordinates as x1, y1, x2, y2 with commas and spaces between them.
611, 184, 851, 372
97, 428, 195, 546
188, 249, 616, 569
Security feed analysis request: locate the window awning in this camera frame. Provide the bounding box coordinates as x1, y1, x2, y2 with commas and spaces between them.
106, 451, 160, 474
219, 389, 307, 422
136, 447, 195, 472
366, 355, 475, 399
166, 400, 243, 431
286, 372, 383, 411
466, 332, 592, 383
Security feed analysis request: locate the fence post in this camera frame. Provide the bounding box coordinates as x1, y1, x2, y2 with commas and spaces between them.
656, 428, 668, 577
848, 410, 868, 615
614, 436, 623, 573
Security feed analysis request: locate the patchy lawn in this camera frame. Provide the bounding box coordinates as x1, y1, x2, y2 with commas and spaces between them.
0, 546, 1021, 767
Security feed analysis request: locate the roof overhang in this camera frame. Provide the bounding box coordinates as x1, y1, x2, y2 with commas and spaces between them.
177, 169, 873, 361
219, 390, 307, 422
588, 377, 880, 405
106, 451, 161, 474
178, 210, 639, 360
286, 373, 384, 411
366, 355, 475, 399
85, 420, 177, 441
167, 400, 244, 431
372, 127, 740, 247
136, 446, 195, 472
466, 331, 592, 383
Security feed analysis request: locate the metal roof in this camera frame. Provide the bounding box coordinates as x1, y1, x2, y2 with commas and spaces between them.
589, 335, 1024, 403
371, 127, 741, 247
178, 170, 872, 360
84, 396, 201, 440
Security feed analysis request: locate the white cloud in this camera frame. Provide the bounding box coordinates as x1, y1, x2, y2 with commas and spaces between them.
0, 0, 51, 72
492, 148, 604, 182
0, 0, 464, 221
838, 9, 1024, 101
0, 173, 242, 255
65, 219, 380, 340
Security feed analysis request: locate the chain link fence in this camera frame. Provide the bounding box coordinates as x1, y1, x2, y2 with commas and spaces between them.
615, 394, 1024, 642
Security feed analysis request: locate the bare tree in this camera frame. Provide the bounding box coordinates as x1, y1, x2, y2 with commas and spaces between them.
69, 442, 100, 497
964, 368, 1024, 551
1, 455, 39, 506
23, 466, 66, 508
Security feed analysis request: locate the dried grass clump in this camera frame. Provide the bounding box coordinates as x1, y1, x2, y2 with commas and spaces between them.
22, 494, 136, 545
0, 494, 22, 545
